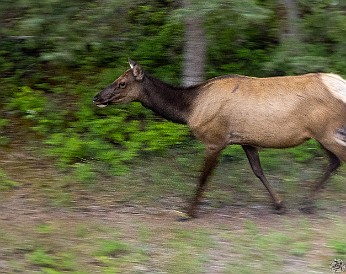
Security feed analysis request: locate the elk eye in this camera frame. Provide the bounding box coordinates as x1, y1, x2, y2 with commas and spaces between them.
119, 82, 126, 89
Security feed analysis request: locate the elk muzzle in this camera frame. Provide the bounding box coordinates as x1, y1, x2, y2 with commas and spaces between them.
93, 84, 119, 107
93, 93, 108, 108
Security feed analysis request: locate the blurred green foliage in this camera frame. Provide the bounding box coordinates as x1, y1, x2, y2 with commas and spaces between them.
0, 117, 9, 145
6, 86, 47, 121
0, 0, 345, 176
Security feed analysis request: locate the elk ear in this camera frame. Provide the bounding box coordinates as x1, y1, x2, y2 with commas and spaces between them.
128, 58, 144, 81
128, 58, 136, 69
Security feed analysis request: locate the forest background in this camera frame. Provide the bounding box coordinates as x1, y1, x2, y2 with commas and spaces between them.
0, 1, 346, 273
0, 0, 346, 177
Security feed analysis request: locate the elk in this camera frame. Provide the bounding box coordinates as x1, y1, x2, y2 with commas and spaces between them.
93, 59, 346, 218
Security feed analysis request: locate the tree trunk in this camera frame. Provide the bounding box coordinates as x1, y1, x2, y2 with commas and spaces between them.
278, 0, 300, 42
182, 0, 207, 87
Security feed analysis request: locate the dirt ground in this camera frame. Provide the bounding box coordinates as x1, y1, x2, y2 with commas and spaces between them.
0, 144, 345, 273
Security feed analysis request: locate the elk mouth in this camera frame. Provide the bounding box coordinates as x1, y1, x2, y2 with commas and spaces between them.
93, 94, 108, 107
95, 104, 108, 108
93, 98, 109, 108
94, 101, 108, 108
93, 95, 113, 108
93, 92, 125, 107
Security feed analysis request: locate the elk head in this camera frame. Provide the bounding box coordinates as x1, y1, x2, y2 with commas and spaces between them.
93, 59, 144, 107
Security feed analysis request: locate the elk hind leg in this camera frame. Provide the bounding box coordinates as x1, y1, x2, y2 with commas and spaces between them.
310, 149, 340, 195
301, 144, 342, 213
242, 145, 285, 212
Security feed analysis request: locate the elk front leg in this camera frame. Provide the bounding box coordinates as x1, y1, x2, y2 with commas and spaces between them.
187, 147, 222, 218
242, 145, 285, 212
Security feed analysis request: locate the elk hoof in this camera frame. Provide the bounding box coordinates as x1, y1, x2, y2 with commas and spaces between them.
274, 201, 286, 214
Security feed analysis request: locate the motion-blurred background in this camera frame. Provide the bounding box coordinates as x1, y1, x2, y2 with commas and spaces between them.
0, 1, 345, 273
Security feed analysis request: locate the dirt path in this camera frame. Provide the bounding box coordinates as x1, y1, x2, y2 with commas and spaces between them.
0, 185, 345, 273
0, 146, 345, 273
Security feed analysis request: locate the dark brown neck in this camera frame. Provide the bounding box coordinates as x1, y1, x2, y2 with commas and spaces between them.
138, 74, 201, 124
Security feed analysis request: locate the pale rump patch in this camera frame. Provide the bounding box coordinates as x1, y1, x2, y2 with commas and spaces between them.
335, 128, 346, 147
335, 136, 346, 147
321, 73, 346, 104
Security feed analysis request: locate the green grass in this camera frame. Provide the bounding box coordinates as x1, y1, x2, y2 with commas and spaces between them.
1, 210, 345, 273
328, 220, 346, 260
217, 218, 321, 272
0, 169, 19, 191
165, 228, 213, 273
95, 240, 129, 257
329, 240, 346, 255
27, 249, 58, 269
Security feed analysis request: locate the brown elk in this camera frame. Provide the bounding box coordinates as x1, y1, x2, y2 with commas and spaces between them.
93, 59, 346, 218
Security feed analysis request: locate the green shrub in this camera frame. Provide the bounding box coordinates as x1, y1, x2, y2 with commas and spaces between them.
287, 139, 321, 163
72, 163, 97, 184
45, 132, 87, 167
6, 86, 47, 121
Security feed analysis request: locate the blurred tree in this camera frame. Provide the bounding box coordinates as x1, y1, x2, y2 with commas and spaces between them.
278, 0, 301, 42
181, 0, 206, 86
266, 0, 346, 75
178, 0, 269, 84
